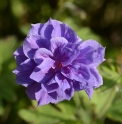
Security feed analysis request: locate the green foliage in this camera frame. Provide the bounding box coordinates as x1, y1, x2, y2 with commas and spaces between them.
18, 101, 82, 124
107, 100, 122, 123
0, 37, 17, 120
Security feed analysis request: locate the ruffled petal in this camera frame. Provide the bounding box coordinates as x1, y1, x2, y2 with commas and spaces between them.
13, 59, 36, 86
34, 48, 53, 64
26, 82, 40, 100
30, 58, 55, 83
60, 23, 82, 43
73, 40, 105, 67
73, 80, 88, 91
13, 46, 27, 65
23, 35, 50, 58
88, 67, 103, 88
50, 37, 68, 53
64, 86, 74, 100
55, 73, 70, 91
28, 23, 44, 36
55, 74, 74, 101
61, 65, 88, 82
61, 66, 74, 80
72, 66, 102, 91
42, 77, 59, 93
85, 88, 94, 99
35, 87, 58, 106
40, 19, 54, 40
61, 42, 81, 66
49, 19, 62, 37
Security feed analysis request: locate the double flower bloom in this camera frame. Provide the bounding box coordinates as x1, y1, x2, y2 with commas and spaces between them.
13, 19, 105, 106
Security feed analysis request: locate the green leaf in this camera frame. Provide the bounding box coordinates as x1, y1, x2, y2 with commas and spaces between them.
0, 96, 4, 115
0, 36, 16, 67
19, 100, 83, 124
62, 119, 82, 124
91, 88, 117, 118
32, 100, 75, 120
18, 109, 60, 124
0, 82, 16, 101
56, 101, 76, 119
37, 104, 71, 120
107, 100, 122, 123
99, 65, 120, 83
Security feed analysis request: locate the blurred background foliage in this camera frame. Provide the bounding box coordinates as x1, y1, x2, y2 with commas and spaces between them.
0, 0, 122, 124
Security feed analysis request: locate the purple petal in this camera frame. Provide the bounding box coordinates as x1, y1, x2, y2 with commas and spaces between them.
28, 19, 62, 38
30, 58, 55, 83
23, 35, 50, 58
55, 73, 74, 100
49, 19, 62, 37
74, 40, 105, 66
50, 37, 68, 53
60, 23, 82, 43
40, 19, 54, 40
60, 42, 81, 66
13, 46, 27, 65
73, 80, 88, 91
55, 73, 70, 91
42, 77, 59, 93
61, 66, 74, 80
88, 67, 103, 88
64, 87, 74, 100
28, 23, 44, 36
78, 65, 90, 80
13, 59, 36, 86
73, 65, 102, 89
26, 82, 41, 100
35, 87, 58, 106
61, 65, 85, 82
85, 88, 94, 99
35, 84, 64, 106
34, 48, 53, 64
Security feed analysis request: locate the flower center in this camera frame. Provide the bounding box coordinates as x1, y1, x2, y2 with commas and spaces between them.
57, 62, 62, 69
53, 61, 62, 71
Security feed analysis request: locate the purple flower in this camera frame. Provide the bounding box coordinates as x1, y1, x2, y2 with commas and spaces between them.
13, 19, 105, 106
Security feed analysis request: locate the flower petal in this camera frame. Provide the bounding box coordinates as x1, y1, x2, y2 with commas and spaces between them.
61, 66, 74, 80
74, 40, 105, 66
13, 46, 27, 65
72, 66, 103, 91
49, 19, 62, 37
26, 82, 40, 100
88, 67, 103, 88
61, 42, 81, 66
73, 80, 88, 91
64, 87, 74, 100
61, 65, 87, 82
28, 23, 44, 36
50, 37, 68, 53
56, 75, 74, 101
34, 48, 53, 64
60, 23, 82, 43
23, 35, 50, 58
55, 73, 70, 91
40, 19, 54, 40
85, 88, 94, 99
35, 87, 58, 106
42, 77, 59, 93
30, 58, 55, 83
13, 59, 36, 86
